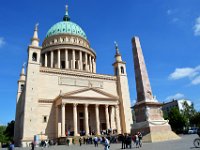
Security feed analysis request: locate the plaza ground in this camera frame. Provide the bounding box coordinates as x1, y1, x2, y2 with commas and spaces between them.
1, 134, 199, 150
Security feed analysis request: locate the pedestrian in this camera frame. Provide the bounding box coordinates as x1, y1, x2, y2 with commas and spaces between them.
138, 132, 142, 147
132, 134, 136, 147
8, 141, 14, 150
79, 137, 82, 146
121, 134, 126, 149
31, 141, 35, 150
94, 136, 98, 147
135, 134, 139, 148
103, 137, 110, 150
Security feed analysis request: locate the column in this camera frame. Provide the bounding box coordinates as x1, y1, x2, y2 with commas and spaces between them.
110, 106, 116, 130
73, 103, 78, 136
79, 51, 82, 70
51, 51, 54, 68
89, 55, 92, 72
85, 53, 88, 71
65, 49, 68, 69
115, 105, 121, 134
84, 104, 89, 135
45, 53, 47, 67
95, 104, 100, 135
72, 50, 75, 69
57, 49, 60, 69
105, 105, 110, 129
55, 106, 59, 137
61, 103, 66, 137
92, 58, 94, 73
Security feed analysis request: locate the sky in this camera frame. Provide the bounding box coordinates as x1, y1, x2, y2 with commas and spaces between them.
0, 0, 200, 125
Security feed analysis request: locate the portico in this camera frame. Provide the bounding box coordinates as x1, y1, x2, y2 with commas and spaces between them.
54, 88, 121, 137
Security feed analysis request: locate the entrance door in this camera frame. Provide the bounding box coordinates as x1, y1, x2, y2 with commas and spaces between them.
80, 119, 84, 131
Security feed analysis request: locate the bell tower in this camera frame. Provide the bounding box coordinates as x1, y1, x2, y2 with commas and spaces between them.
113, 42, 133, 134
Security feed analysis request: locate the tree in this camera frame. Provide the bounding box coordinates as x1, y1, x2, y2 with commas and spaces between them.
4, 120, 15, 141
0, 126, 8, 143
190, 112, 200, 128
168, 107, 187, 133
181, 101, 196, 128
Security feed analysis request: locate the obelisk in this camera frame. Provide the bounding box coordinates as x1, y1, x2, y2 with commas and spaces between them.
131, 36, 179, 142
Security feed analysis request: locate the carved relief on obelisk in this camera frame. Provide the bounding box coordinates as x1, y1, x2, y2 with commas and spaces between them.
131, 36, 180, 142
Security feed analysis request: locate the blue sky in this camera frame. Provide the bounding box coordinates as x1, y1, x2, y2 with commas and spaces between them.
0, 0, 200, 125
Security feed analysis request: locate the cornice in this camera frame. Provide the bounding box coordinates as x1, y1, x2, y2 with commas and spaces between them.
39, 67, 117, 81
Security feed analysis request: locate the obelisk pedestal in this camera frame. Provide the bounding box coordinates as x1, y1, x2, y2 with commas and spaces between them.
131, 36, 180, 142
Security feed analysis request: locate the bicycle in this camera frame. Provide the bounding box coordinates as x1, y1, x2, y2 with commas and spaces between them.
194, 138, 200, 148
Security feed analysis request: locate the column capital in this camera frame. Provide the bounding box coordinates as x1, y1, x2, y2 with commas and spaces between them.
61, 103, 65, 107
73, 103, 78, 107
84, 104, 89, 108
95, 104, 99, 107
105, 104, 109, 108
115, 104, 119, 109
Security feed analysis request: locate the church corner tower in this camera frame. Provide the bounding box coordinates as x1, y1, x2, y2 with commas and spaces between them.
131, 36, 180, 142
113, 42, 133, 134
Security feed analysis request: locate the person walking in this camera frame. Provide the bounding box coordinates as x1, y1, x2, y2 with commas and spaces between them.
79, 137, 82, 146
94, 136, 98, 147
138, 132, 143, 147
135, 134, 139, 148
103, 137, 110, 150
121, 134, 126, 149
31, 141, 35, 150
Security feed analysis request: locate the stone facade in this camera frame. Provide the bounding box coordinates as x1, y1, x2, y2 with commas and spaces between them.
14, 6, 133, 147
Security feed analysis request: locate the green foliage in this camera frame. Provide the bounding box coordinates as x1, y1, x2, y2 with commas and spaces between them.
181, 101, 196, 128
190, 112, 200, 128
168, 107, 187, 134
0, 120, 15, 144
4, 120, 15, 141
0, 126, 8, 143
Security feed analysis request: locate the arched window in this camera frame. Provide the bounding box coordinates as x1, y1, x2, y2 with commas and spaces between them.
121, 66, 124, 74
32, 52, 37, 61
21, 84, 24, 91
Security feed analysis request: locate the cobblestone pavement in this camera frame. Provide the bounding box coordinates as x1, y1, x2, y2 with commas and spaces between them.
1, 134, 199, 150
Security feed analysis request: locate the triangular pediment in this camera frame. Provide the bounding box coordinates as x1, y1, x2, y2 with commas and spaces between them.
62, 87, 118, 100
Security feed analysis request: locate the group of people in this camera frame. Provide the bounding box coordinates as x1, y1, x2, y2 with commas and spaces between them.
121, 132, 142, 149
79, 136, 110, 150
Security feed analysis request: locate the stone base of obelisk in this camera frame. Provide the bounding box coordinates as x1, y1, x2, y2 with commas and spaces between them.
131, 120, 180, 142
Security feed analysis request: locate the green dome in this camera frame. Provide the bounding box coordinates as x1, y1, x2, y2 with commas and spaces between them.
46, 21, 87, 39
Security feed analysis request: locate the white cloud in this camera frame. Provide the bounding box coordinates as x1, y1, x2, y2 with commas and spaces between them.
0, 37, 5, 48
169, 65, 200, 85
169, 67, 199, 80
191, 76, 200, 85
165, 93, 185, 101
194, 16, 200, 36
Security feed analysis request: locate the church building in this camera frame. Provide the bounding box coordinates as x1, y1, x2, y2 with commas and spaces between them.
14, 5, 133, 147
